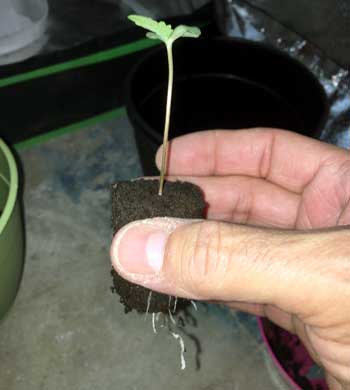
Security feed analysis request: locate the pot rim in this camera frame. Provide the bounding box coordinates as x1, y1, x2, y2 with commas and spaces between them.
125, 36, 329, 144
257, 317, 303, 390
0, 139, 18, 235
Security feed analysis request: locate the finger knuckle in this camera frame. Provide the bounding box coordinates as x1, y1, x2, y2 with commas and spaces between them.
182, 221, 230, 298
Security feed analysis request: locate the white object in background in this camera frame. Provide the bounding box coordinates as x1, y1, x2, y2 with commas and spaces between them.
0, 0, 48, 65
121, 0, 209, 18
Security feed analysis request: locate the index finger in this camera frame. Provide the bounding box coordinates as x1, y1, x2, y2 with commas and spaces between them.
156, 128, 349, 193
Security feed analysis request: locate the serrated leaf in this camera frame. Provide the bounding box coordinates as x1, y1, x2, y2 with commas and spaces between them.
128, 15, 173, 43
182, 26, 201, 38
171, 25, 201, 42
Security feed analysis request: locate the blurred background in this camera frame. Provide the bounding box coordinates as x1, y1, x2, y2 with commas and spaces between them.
1, 0, 350, 145
0, 3, 349, 390
1, 0, 350, 65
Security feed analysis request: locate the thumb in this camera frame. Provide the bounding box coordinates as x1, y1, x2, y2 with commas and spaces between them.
110, 217, 321, 311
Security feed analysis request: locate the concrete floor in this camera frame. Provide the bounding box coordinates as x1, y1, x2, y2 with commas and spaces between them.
0, 115, 285, 390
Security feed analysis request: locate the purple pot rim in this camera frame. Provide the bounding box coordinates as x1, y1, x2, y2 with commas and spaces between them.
256, 316, 302, 390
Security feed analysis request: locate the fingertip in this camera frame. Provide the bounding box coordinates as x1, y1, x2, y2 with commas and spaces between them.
109, 217, 202, 297
155, 146, 162, 171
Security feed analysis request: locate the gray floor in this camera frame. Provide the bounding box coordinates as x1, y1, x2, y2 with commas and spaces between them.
0, 115, 285, 390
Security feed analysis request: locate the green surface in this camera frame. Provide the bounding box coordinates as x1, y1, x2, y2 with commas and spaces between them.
0, 38, 160, 89
0, 139, 24, 321
4, 22, 208, 151
14, 107, 127, 151
0, 20, 209, 90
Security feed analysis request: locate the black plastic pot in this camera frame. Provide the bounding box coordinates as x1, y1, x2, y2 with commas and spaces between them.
125, 37, 329, 176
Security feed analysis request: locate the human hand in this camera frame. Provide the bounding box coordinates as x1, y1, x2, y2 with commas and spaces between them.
111, 128, 350, 389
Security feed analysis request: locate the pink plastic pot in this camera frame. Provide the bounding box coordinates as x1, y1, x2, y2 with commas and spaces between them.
258, 318, 327, 390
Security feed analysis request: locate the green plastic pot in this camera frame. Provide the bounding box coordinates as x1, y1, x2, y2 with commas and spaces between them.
0, 139, 24, 321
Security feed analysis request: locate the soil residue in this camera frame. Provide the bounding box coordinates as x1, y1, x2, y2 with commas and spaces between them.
111, 179, 206, 314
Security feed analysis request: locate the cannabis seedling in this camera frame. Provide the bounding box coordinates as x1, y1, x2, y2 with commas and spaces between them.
128, 15, 201, 195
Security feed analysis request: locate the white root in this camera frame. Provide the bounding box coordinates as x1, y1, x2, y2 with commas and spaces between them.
152, 313, 157, 334
168, 309, 176, 325
155, 312, 165, 329
168, 296, 178, 313
156, 312, 162, 322
145, 302, 189, 371
144, 291, 153, 321
191, 300, 198, 311
173, 296, 178, 313
170, 331, 186, 370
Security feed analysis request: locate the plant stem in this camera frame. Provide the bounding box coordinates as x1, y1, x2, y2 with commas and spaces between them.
158, 43, 174, 196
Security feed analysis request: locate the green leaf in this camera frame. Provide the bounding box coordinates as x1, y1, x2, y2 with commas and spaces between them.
170, 25, 201, 42
145, 32, 159, 40
128, 15, 201, 45
128, 15, 173, 43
